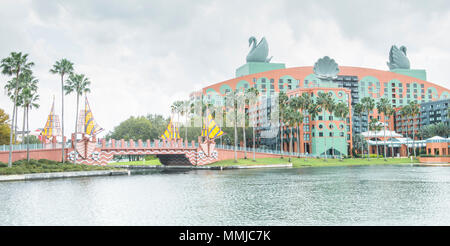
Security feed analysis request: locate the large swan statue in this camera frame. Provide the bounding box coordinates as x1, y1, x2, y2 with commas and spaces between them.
246, 36, 273, 63
387, 45, 410, 70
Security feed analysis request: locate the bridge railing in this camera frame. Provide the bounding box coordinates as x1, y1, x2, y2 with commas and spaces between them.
0, 142, 71, 152
103, 139, 199, 149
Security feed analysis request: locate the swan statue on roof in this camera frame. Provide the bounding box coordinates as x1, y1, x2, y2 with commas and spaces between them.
246, 36, 273, 63
387, 45, 410, 70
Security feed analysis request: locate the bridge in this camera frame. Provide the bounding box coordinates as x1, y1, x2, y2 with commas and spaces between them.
0, 135, 282, 166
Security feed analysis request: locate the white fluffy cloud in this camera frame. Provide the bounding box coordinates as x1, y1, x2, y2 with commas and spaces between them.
1, 0, 449, 137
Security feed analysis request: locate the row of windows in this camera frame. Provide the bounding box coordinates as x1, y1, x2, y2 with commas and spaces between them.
311, 132, 351, 140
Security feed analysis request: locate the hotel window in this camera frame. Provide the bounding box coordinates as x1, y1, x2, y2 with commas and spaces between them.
329, 116, 333, 120
407, 83, 410, 88
319, 116, 323, 120
329, 124, 334, 129
279, 85, 283, 89
347, 134, 350, 140
329, 132, 333, 137
340, 132, 344, 137
270, 79, 274, 83
253, 78, 256, 82
413, 83, 417, 88
287, 85, 291, 89
421, 84, 424, 88
261, 84, 266, 89
319, 132, 323, 137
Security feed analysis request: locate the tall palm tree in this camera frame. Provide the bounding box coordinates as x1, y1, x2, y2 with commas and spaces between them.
283, 104, 303, 163
408, 101, 420, 158
307, 99, 321, 159
278, 91, 288, 159
64, 73, 91, 163
333, 102, 349, 158
369, 118, 382, 158
50, 58, 74, 163
289, 96, 302, 156
300, 93, 313, 159
246, 87, 259, 161
224, 90, 239, 162
170, 100, 183, 138
1, 52, 34, 167
353, 103, 364, 158
21, 83, 39, 162
316, 92, 334, 160
386, 106, 396, 158
4, 75, 27, 143
399, 105, 411, 157
179, 100, 190, 141
361, 97, 375, 160
377, 97, 390, 161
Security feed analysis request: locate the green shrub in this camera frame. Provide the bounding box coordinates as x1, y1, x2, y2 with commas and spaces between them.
38, 159, 59, 165
0, 162, 7, 168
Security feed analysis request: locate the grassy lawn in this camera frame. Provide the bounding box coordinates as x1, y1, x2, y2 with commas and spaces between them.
0, 159, 117, 175
108, 159, 162, 166
209, 157, 419, 168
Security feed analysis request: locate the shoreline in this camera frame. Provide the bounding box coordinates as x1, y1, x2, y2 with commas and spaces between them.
0, 169, 130, 182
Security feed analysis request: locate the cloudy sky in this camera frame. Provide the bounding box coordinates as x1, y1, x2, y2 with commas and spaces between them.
1, 0, 450, 137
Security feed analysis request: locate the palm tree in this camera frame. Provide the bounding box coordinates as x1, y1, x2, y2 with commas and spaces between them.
64, 73, 91, 163
289, 96, 302, 156
179, 100, 190, 141
300, 93, 313, 159
386, 106, 396, 158
307, 99, 321, 159
377, 97, 390, 161
369, 118, 382, 158
316, 92, 334, 160
246, 87, 259, 161
399, 105, 411, 157
21, 83, 39, 162
361, 97, 375, 160
408, 101, 420, 158
224, 90, 239, 162
4, 75, 27, 143
50, 58, 74, 163
283, 104, 303, 163
1, 52, 34, 167
278, 91, 288, 159
353, 103, 364, 158
333, 102, 349, 158
170, 100, 183, 138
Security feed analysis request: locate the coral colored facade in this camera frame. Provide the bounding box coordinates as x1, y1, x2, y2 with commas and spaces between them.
198, 65, 450, 156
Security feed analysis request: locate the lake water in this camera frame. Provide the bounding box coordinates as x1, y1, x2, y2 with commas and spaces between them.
1, 165, 450, 225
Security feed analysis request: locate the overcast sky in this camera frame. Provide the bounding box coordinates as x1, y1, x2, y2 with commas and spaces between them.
1, 0, 450, 137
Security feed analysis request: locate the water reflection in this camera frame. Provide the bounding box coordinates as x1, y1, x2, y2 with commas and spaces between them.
1, 165, 450, 225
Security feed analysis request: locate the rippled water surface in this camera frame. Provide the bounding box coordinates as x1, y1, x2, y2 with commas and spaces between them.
1, 165, 450, 225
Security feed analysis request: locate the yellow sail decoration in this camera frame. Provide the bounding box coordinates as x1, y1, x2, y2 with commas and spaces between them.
202, 114, 224, 139
160, 120, 180, 140
83, 96, 104, 136
41, 96, 61, 139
